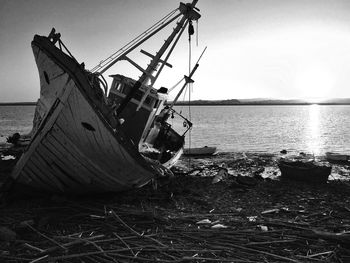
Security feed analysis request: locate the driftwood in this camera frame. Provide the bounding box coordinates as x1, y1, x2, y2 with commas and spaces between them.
0, 152, 350, 262
312, 230, 350, 246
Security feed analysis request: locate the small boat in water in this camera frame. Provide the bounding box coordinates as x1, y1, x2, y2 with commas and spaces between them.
5, 1, 202, 194
183, 146, 217, 156
325, 152, 349, 162
278, 159, 332, 184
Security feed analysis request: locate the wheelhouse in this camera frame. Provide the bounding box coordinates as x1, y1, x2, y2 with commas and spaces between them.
108, 74, 166, 145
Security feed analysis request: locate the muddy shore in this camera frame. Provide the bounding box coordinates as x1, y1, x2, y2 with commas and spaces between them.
0, 146, 350, 262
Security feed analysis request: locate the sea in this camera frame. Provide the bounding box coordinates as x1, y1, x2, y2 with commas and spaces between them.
0, 105, 34, 143
1, 104, 350, 156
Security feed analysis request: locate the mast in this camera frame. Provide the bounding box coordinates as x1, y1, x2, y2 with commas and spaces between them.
115, 1, 200, 116
168, 46, 207, 111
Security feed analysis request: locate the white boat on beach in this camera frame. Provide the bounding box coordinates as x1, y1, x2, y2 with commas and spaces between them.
183, 146, 217, 156
4, 1, 202, 194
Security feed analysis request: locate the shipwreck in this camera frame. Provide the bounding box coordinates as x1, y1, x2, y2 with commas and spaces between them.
5, 1, 202, 194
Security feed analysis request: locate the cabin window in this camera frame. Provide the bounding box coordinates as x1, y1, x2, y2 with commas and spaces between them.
113, 81, 155, 107
116, 83, 124, 93
145, 97, 152, 106
154, 100, 160, 108
132, 90, 154, 106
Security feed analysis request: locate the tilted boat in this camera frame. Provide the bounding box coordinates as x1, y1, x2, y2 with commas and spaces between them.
6, 1, 202, 194
278, 159, 332, 184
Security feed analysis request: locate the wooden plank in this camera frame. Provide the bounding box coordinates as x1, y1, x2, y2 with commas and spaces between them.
69, 87, 121, 160
69, 90, 121, 173
36, 50, 65, 78
20, 170, 47, 191
69, 89, 153, 184
35, 144, 90, 192
25, 147, 83, 193
56, 101, 83, 148
58, 92, 108, 167
11, 76, 75, 183
13, 52, 154, 192
44, 135, 97, 183
29, 153, 67, 192
36, 51, 67, 109
25, 160, 60, 192
38, 140, 86, 186
43, 131, 115, 188
72, 90, 121, 159
58, 90, 129, 181
19, 170, 47, 192
49, 124, 126, 187
42, 138, 114, 193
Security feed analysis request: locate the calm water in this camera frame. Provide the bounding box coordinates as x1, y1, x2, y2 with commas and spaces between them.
173, 105, 350, 155
1, 105, 350, 155
0, 106, 35, 143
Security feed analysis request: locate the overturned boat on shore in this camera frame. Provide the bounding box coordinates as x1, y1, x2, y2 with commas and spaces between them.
6, 1, 202, 194
278, 159, 331, 184
325, 152, 349, 163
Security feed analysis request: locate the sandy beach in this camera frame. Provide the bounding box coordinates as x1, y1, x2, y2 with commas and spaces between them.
0, 146, 350, 262
3, 0, 350, 261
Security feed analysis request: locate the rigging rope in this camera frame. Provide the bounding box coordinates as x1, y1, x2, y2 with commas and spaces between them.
91, 8, 178, 73
187, 21, 193, 166
168, 77, 185, 93
196, 20, 199, 46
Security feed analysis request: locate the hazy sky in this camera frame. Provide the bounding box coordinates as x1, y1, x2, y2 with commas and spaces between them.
2, 0, 350, 102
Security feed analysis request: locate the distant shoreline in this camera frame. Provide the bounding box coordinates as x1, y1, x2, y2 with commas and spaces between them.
172, 103, 350, 106
2, 101, 350, 106
170, 98, 350, 105
170, 102, 350, 106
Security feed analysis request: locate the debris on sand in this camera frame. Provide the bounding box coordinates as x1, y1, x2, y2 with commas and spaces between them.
0, 150, 350, 262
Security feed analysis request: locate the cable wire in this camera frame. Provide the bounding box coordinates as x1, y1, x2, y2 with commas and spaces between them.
91, 9, 178, 73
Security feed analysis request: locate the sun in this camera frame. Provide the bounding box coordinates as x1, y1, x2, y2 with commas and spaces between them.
294, 64, 334, 103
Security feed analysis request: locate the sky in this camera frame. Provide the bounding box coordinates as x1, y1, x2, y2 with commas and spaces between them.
2, 0, 350, 102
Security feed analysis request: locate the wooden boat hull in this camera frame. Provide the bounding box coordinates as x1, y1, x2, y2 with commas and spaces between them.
183, 146, 217, 156
278, 160, 331, 184
325, 152, 349, 162
10, 35, 165, 194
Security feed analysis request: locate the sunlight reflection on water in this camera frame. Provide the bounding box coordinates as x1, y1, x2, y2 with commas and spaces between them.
174, 105, 350, 154
1, 105, 350, 155
307, 104, 321, 155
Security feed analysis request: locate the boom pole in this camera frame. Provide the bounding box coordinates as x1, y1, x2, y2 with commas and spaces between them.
116, 1, 200, 117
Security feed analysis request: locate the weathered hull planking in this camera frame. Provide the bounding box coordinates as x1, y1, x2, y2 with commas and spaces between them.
11, 36, 160, 194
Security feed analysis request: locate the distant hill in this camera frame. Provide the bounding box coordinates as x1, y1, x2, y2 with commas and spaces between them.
321, 98, 350, 104
2, 98, 350, 106
238, 99, 309, 105
174, 99, 240, 105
